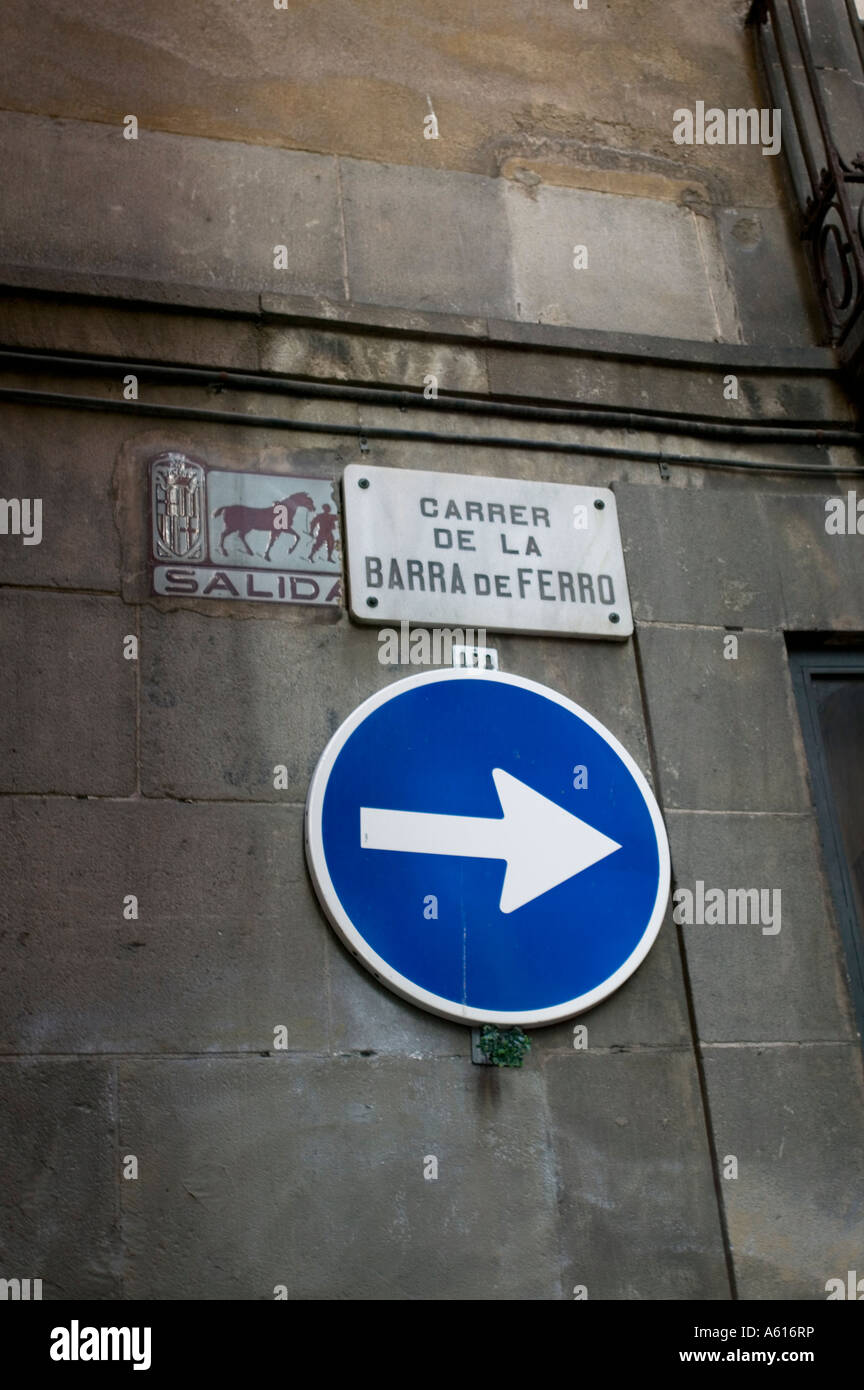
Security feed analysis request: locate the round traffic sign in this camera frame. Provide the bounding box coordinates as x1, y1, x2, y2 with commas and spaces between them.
305, 669, 670, 1026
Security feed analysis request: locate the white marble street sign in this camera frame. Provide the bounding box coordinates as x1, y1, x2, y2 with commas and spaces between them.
343, 464, 632, 638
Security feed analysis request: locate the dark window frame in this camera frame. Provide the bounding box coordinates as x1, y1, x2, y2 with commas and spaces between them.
789, 643, 864, 1046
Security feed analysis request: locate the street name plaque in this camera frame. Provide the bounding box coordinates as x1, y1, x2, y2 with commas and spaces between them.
343, 464, 632, 638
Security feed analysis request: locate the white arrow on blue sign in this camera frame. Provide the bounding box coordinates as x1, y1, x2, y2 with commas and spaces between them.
305, 669, 670, 1026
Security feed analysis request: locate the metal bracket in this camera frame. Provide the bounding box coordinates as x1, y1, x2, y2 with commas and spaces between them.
452, 644, 499, 671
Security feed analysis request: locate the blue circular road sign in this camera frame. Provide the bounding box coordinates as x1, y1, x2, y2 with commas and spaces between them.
305, 669, 670, 1026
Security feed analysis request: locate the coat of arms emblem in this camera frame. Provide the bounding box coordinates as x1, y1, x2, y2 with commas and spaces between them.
151, 453, 206, 561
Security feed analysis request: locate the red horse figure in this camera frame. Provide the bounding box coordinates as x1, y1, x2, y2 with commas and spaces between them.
213, 492, 316, 561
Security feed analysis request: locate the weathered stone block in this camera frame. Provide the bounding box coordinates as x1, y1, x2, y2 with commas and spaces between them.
0, 112, 345, 300
0, 1060, 117, 1298
615, 483, 782, 629
636, 625, 811, 812
668, 810, 856, 1043
717, 206, 822, 350
768, 492, 864, 631
0, 799, 327, 1054
0, 592, 136, 795
340, 158, 515, 319
0, 405, 125, 592
702, 1043, 864, 1299
119, 1056, 559, 1299
504, 182, 739, 342
545, 1051, 729, 1300
140, 608, 403, 801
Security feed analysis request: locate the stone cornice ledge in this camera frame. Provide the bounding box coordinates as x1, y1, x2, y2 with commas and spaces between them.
0, 265, 840, 377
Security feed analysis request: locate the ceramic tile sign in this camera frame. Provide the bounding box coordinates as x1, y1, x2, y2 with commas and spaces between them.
150, 453, 342, 606
343, 464, 632, 638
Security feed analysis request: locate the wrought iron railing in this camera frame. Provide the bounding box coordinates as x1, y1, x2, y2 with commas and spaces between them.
749, 0, 864, 385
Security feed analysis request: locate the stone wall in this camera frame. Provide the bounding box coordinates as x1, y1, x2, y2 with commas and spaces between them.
1, 0, 863, 1302
1, 288, 862, 1297
1, 0, 829, 346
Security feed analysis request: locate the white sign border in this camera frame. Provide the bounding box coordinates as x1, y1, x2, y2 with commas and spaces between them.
304, 668, 671, 1028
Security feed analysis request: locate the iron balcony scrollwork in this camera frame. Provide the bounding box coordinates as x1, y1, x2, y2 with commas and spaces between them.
749, 0, 864, 381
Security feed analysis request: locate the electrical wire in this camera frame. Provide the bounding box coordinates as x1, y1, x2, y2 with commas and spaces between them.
1, 383, 863, 475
